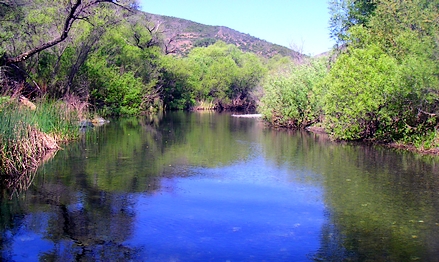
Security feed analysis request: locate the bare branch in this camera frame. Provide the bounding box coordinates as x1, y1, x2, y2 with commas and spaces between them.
164, 38, 176, 55
418, 108, 437, 117
95, 0, 133, 11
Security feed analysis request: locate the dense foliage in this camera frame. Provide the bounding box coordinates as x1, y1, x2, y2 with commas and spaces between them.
0, 1, 267, 114
328, 0, 376, 46
160, 41, 266, 110
324, 0, 439, 148
258, 0, 439, 151
0, 0, 271, 175
259, 57, 327, 128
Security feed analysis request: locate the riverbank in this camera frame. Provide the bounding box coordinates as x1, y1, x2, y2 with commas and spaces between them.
383, 142, 439, 156
305, 124, 439, 156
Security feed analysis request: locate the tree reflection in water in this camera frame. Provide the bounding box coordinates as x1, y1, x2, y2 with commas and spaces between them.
1, 112, 439, 261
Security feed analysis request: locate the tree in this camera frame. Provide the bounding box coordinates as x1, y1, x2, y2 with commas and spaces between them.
0, 0, 140, 98
259, 57, 327, 128
323, 44, 400, 140
157, 41, 266, 110
159, 55, 194, 110
328, 0, 376, 46
183, 41, 266, 110
3, 0, 136, 65
83, 18, 164, 115
324, 0, 439, 146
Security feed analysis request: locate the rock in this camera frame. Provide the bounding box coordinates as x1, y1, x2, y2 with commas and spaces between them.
91, 117, 109, 126
79, 117, 109, 129
19, 96, 36, 110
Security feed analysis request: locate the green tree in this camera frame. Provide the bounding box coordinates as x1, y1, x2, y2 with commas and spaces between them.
0, 0, 168, 115
183, 41, 266, 110
259, 57, 327, 128
328, 0, 376, 46
228, 52, 266, 109
84, 21, 163, 115
159, 55, 194, 110
3, 0, 137, 65
324, 0, 439, 147
323, 43, 400, 140
0, 0, 139, 97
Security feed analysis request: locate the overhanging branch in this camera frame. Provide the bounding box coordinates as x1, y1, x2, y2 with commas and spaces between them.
5, 0, 133, 64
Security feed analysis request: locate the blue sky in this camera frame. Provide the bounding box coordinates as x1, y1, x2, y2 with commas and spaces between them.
138, 0, 334, 56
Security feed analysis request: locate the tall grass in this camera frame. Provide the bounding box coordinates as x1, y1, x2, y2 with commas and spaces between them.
0, 96, 87, 176
34, 97, 85, 141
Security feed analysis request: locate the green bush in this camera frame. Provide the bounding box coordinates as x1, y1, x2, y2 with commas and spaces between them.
323, 24, 439, 143
259, 58, 327, 128
86, 56, 146, 116
323, 44, 400, 140
160, 41, 266, 110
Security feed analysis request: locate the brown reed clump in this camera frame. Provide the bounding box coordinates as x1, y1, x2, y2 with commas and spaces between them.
62, 93, 89, 122
0, 124, 59, 176
0, 95, 85, 178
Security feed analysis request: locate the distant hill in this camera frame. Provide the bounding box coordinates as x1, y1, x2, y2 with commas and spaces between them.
144, 12, 303, 59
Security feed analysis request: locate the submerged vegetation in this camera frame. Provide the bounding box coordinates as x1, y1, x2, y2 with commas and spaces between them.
1, 0, 439, 176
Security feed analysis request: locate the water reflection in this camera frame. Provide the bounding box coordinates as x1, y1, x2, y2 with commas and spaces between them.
1, 111, 439, 261
126, 175, 324, 261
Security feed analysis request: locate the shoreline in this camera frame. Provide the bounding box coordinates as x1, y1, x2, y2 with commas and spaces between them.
305, 126, 439, 157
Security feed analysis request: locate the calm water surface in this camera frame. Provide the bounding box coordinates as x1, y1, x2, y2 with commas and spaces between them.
1, 112, 439, 261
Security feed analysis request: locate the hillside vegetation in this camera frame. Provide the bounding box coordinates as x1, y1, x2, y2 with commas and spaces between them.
144, 13, 301, 58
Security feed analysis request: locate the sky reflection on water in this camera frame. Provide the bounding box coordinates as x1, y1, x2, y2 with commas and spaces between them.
2, 147, 326, 262
125, 164, 325, 261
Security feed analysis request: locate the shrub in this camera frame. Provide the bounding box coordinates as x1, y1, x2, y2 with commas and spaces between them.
323, 29, 439, 143
259, 58, 327, 128
323, 44, 400, 140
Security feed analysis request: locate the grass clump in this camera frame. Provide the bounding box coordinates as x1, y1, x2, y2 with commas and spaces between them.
0, 96, 87, 176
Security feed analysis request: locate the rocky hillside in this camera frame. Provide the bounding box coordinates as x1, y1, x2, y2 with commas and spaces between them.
144, 12, 302, 59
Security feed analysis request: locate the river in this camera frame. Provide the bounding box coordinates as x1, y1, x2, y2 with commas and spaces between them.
1, 111, 439, 261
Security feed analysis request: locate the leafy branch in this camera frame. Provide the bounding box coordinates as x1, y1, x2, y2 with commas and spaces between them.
5, 0, 133, 64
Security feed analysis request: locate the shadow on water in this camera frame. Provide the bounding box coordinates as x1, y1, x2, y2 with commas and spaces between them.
1, 111, 439, 261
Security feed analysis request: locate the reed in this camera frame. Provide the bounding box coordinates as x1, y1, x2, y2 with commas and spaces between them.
0, 95, 88, 176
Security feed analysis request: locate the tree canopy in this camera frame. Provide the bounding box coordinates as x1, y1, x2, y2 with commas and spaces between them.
328, 0, 376, 46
